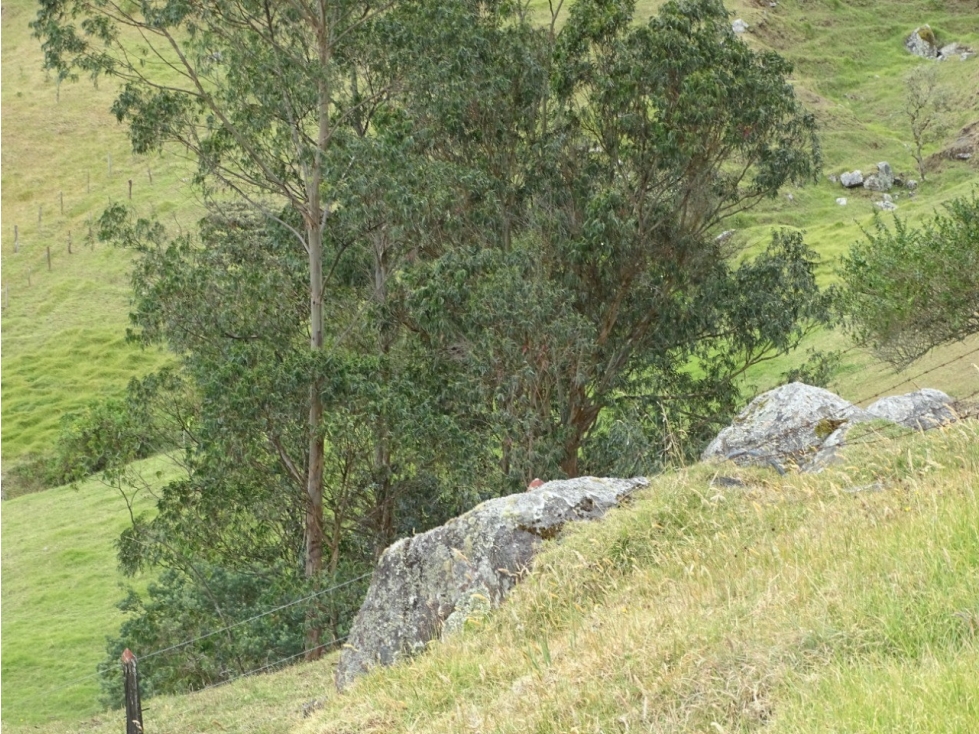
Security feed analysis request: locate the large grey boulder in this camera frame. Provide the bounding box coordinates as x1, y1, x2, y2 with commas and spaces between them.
906, 26, 939, 59
840, 170, 864, 188
863, 162, 895, 192
866, 388, 956, 429
701, 382, 872, 471
335, 476, 647, 690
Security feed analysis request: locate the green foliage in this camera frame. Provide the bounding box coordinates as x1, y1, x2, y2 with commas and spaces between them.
838, 192, 979, 368
97, 564, 369, 705
28, 0, 829, 696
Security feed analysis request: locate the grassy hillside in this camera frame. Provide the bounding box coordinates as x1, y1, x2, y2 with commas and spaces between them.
4, 415, 977, 734
0, 456, 178, 727
1, 0, 978, 728
0, 0, 197, 463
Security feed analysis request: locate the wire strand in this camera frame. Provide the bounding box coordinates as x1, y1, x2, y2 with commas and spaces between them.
139, 572, 371, 662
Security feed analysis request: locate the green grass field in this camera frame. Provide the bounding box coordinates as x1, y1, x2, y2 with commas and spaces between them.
0, 0, 197, 463
0, 456, 180, 727
2, 0, 978, 729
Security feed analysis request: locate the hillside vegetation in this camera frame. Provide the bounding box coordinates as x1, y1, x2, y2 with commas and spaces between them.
5, 416, 978, 733
2, 0, 978, 729
1, 0, 977, 469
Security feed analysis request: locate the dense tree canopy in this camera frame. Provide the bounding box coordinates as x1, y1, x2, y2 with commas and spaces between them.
34, 0, 830, 695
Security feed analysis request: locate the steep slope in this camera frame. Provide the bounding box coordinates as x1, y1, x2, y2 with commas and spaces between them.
5, 417, 977, 733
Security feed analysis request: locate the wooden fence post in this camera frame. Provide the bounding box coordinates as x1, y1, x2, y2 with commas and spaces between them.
46, 246, 51, 271
60, 191, 64, 215
122, 648, 144, 734
68, 231, 73, 254
14, 225, 18, 253
128, 179, 133, 199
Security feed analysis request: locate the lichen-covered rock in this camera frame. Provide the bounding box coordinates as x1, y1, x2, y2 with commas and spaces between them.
335, 476, 647, 690
701, 382, 872, 471
866, 388, 956, 429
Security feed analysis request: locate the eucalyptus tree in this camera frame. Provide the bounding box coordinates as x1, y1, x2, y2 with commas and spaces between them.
32, 0, 401, 590
404, 0, 829, 482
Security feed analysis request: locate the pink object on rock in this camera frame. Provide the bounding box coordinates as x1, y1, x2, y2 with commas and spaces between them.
527, 478, 545, 490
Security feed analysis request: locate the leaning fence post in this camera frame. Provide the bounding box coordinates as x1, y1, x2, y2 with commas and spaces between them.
122, 648, 144, 734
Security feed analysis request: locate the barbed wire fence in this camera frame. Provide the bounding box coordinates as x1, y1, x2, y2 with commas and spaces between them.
14, 571, 372, 712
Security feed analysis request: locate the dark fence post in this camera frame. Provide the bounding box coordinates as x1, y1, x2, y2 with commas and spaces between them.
122, 648, 144, 734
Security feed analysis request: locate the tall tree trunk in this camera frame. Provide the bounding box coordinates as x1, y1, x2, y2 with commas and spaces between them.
304, 28, 331, 656
560, 391, 599, 478
305, 214, 325, 660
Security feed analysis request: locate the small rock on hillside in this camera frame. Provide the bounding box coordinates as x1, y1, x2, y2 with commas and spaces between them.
866, 388, 955, 429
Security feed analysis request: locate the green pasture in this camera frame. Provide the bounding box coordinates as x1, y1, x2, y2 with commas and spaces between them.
0, 456, 181, 726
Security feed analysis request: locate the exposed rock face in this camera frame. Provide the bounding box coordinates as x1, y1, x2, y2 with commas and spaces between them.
866, 388, 956, 429
863, 162, 894, 192
840, 170, 864, 188
906, 25, 973, 61
701, 382, 872, 472
944, 121, 979, 161
335, 476, 647, 690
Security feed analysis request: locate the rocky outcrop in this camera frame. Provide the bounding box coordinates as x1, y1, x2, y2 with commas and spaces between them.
906, 25, 939, 59
335, 476, 647, 690
702, 383, 960, 474
840, 170, 864, 188
906, 25, 974, 61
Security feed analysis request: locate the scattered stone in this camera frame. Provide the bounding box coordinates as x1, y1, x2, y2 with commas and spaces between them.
840, 170, 864, 188
836, 197, 847, 206
786, 192, 794, 202
732, 19, 748, 34
863, 161, 895, 192
875, 200, 898, 211
866, 388, 956, 430
943, 121, 979, 161
827, 174, 839, 183
301, 699, 325, 719
905, 179, 918, 191
710, 476, 746, 488
335, 476, 647, 690
939, 42, 962, 58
